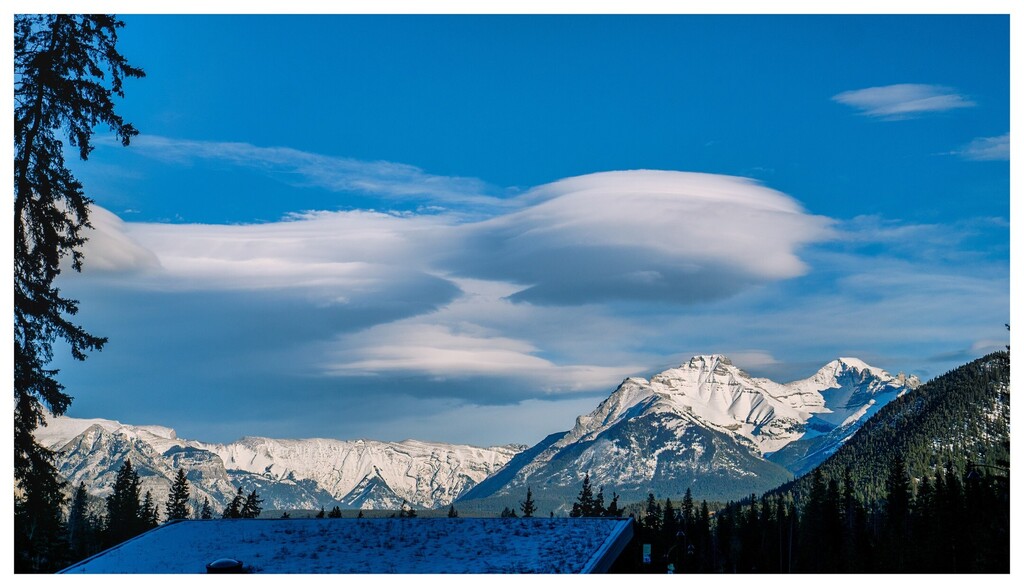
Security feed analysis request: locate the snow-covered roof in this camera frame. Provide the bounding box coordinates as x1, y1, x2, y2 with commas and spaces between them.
59, 516, 634, 574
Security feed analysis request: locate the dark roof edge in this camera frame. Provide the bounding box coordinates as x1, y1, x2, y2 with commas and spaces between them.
580, 517, 634, 574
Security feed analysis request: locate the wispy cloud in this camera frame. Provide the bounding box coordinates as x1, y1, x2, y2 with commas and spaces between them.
954, 133, 1009, 161
832, 84, 975, 119
127, 135, 508, 212
324, 322, 638, 393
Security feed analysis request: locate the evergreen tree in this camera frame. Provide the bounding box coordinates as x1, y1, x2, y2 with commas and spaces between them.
841, 469, 869, 571
520, 487, 536, 518
104, 459, 144, 546
357, 510, 364, 519
911, 472, 937, 569
642, 493, 662, 531
14, 459, 69, 572
164, 468, 191, 521
199, 497, 213, 520
570, 473, 596, 517
328, 506, 342, 518
280, 512, 290, 519
881, 454, 911, 571
798, 468, 827, 571
223, 488, 244, 519
681, 488, 695, 532
240, 490, 263, 519
662, 497, 677, 537
447, 504, 459, 518
938, 460, 968, 571
316, 506, 326, 519
500, 506, 518, 518
695, 500, 714, 572
605, 492, 624, 517
736, 496, 758, 571
140, 490, 159, 530
593, 486, 607, 517
822, 479, 844, 570
14, 17, 143, 570
66, 482, 97, 562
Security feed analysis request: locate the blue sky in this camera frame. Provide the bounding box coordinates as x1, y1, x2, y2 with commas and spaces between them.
43, 13, 1010, 447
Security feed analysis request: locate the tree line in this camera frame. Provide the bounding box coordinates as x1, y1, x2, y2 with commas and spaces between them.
22, 459, 265, 572
604, 457, 1008, 573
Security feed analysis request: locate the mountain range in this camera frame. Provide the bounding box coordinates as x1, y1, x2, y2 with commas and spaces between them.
37, 414, 522, 512
38, 354, 918, 513
458, 354, 917, 511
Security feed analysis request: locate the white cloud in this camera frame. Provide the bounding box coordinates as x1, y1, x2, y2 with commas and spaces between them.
324, 322, 635, 393
955, 133, 1009, 161
88, 208, 456, 296
970, 339, 1007, 353
75, 205, 161, 273
725, 350, 781, 370
63, 170, 838, 395
832, 84, 975, 118
449, 170, 835, 304
320, 277, 649, 393
79, 170, 834, 308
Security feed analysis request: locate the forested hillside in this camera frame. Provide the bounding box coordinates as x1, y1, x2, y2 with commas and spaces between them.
685, 351, 1010, 573
791, 350, 1009, 503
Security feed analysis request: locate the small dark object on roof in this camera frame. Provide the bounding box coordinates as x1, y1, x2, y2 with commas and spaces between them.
206, 558, 245, 573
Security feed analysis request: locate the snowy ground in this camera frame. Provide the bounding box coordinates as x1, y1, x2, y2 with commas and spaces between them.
60, 517, 633, 574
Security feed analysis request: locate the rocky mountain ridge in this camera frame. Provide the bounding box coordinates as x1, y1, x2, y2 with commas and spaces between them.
458, 354, 916, 508
40, 354, 915, 512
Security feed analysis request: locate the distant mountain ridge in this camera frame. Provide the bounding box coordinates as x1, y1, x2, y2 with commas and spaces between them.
459, 354, 917, 509
38, 415, 523, 512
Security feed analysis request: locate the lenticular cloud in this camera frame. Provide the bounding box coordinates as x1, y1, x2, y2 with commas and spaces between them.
447, 170, 835, 305
66, 169, 836, 392
76, 170, 834, 309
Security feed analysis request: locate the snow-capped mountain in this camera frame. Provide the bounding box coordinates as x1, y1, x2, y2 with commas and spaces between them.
460, 354, 916, 507
191, 435, 521, 509
39, 414, 523, 512
39, 354, 914, 512
766, 358, 919, 476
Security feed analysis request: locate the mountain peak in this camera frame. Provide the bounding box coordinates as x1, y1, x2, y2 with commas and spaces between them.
836, 356, 883, 373
685, 354, 733, 367
816, 357, 897, 384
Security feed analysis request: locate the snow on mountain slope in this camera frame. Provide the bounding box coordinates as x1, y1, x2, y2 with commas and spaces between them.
192, 436, 522, 509
39, 412, 522, 511
550, 354, 876, 457
462, 354, 915, 506
35, 413, 183, 454
781, 357, 918, 430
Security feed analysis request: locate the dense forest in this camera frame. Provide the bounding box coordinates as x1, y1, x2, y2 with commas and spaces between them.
612, 459, 1007, 573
